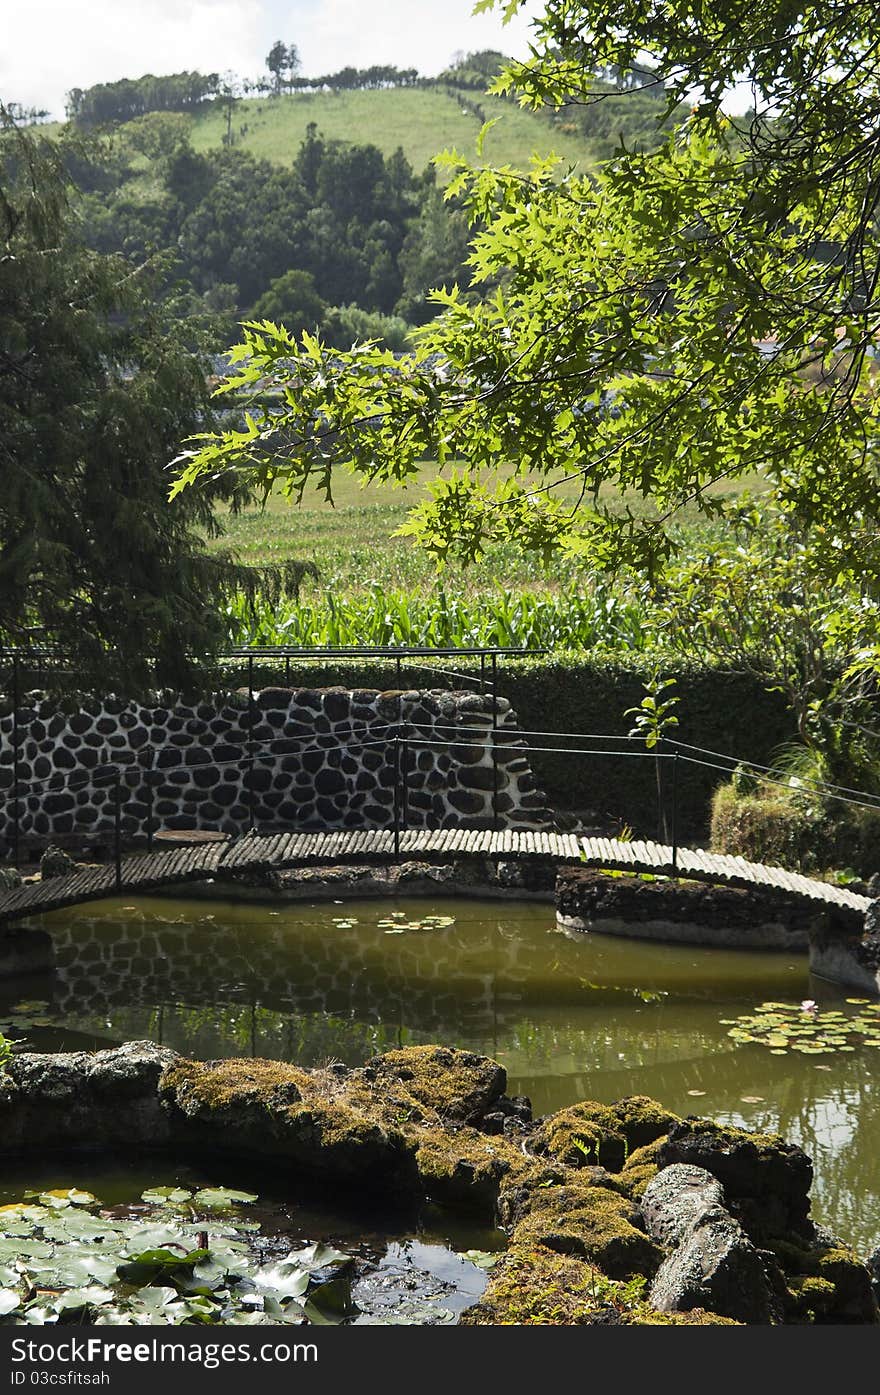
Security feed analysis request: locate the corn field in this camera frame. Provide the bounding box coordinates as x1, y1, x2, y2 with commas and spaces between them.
225, 582, 653, 651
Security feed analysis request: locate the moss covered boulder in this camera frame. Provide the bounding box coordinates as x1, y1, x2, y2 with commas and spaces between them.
773, 1238, 878, 1324
658, 1117, 813, 1234
416, 1129, 526, 1215
461, 1244, 737, 1326
509, 1181, 664, 1279
362, 1045, 506, 1125
529, 1097, 679, 1172
159, 1057, 419, 1194
619, 1139, 664, 1200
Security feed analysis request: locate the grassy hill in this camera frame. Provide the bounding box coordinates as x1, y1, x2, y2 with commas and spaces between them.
184, 87, 595, 177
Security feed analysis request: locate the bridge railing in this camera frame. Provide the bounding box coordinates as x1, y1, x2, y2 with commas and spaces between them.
6, 708, 880, 877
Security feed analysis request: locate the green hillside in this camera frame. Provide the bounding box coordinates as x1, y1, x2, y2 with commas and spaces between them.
186, 87, 595, 176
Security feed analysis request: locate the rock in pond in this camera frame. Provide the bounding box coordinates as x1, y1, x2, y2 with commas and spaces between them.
0, 1041, 876, 1325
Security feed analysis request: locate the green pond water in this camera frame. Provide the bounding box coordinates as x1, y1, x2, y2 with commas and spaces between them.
5, 893, 880, 1258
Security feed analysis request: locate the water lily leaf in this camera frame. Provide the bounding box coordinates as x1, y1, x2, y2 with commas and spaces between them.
40, 1213, 123, 1243
117, 1247, 210, 1286
142, 1188, 194, 1205
458, 1250, 501, 1269
253, 1264, 312, 1300
0, 1289, 20, 1315
189, 1258, 231, 1289
53, 1286, 114, 1312
293, 1243, 350, 1271
79, 1256, 124, 1286
0, 1239, 53, 1261
303, 1277, 359, 1325
192, 1188, 258, 1209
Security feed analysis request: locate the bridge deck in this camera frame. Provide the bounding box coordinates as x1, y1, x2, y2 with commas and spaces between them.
0, 829, 869, 926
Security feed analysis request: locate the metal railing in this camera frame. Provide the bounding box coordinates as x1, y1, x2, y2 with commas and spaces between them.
0, 715, 828, 879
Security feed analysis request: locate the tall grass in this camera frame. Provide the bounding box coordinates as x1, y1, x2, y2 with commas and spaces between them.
226, 583, 652, 650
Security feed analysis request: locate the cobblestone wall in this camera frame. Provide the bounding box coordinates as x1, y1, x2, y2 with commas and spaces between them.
0, 687, 553, 852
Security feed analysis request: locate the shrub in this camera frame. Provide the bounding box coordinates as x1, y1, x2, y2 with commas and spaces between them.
710, 782, 880, 876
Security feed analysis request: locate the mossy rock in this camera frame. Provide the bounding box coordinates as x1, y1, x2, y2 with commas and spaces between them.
613, 1096, 680, 1150
415, 1128, 525, 1216
159, 1057, 418, 1194
771, 1234, 877, 1323
619, 1139, 664, 1200
529, 1103, 628, 1170
529, 1097, 676, 1172
159, 1058, 311, 1118
363, 1045, 506, 1124
498, 1162, 627, 1230
811, 1248, 878, 1322
461, 1243, 736, 1326
659, 1117, 812, 1230
786, 1275, 838, 1323
510, 1183, 664, 1279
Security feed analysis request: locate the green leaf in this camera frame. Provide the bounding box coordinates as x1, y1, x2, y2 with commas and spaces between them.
192, 1188, 258, 1209
142, 1187, 194, 1205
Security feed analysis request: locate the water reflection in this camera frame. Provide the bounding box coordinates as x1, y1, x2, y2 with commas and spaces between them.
6, 895, 879, 1255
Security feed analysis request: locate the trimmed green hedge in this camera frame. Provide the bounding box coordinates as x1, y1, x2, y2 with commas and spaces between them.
210, 653, 796, 837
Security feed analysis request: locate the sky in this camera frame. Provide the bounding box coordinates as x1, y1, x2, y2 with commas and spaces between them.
3, 0, 546, 120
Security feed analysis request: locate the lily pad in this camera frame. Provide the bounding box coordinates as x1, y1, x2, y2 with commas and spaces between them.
192, 1188, 258, 1209
142, 1187, 194, 1205
457, 1250, 501, 1270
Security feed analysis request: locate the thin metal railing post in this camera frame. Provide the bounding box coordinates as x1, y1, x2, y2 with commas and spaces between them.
401, 731, 409, 830
114, 775, 122, 892
247, 655, 256, 832
491, 652, 499, 830
146, 749, 155, 853
11, 654, 19, 867
671, 751, 679, 874
392, 735, 401, 860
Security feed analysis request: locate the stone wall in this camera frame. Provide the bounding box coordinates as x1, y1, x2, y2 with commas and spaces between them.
0, 687, 553, 853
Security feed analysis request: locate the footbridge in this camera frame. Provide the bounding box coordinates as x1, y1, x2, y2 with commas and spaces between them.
0, 827, 869, 927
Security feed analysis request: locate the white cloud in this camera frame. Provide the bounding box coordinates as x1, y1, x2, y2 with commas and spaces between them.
2, 0, 545, 119
4, 0, 269, 118
293, 0, 543, 77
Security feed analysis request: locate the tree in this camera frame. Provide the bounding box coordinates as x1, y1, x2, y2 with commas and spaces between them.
653, 507, 880, 789
173, 0, 880, 602
251, 270, 326, 333
265, 41, 300, 96
0, 111, 305, 693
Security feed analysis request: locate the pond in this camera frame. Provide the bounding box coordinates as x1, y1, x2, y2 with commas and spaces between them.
4, 893, 880, 1257
0, 1156, 501, 1325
